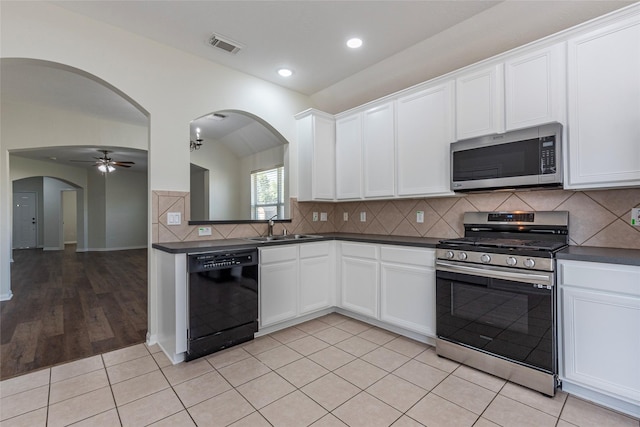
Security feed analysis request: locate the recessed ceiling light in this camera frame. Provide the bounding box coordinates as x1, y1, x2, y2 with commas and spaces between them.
278, 68, 293, 77
347, 38, 363, 49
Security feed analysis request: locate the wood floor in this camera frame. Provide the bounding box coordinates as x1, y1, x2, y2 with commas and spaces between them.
0, 245, 147, 380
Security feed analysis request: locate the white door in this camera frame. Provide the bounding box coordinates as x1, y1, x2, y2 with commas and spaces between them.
13, 192, 37, 248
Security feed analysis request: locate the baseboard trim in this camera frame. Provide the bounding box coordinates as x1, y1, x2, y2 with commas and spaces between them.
0, 291, 14, 301
82, 246, 147, 252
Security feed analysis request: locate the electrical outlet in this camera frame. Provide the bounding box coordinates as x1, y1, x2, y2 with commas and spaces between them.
343, 212, 349, 222
416, 210, 424, 223
167, 212, 181, 225
198, 226, 212, 236
631, 208, 640, 226
312, 212, 319, 222
360, 211, 366, 222
320, 212, 327, 222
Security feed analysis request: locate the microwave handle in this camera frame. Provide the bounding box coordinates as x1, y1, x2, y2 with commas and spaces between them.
436, 261, 553, 286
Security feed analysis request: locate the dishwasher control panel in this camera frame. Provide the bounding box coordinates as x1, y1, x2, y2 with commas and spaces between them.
188, 249, 257, 272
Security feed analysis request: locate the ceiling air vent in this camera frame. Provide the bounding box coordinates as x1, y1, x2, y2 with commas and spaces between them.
208, 34, 243, 54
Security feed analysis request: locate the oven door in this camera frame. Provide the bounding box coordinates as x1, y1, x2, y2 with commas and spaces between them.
436, 261, 556, 374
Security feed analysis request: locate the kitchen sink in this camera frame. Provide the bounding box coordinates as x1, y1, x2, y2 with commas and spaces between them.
246, 234, 323, 243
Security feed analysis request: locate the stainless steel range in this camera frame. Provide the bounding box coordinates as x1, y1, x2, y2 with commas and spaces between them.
435, 211, 569, 396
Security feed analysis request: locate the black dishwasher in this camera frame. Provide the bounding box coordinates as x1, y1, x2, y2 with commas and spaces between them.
186, 249, 258, 361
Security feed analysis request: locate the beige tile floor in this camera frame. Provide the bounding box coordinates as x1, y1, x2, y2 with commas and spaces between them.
1, 313, 639, 427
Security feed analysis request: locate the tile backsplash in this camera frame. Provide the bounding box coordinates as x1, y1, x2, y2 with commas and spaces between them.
153, 188, 640, 250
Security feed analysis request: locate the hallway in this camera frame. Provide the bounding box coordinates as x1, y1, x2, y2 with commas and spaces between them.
0, 245, 147, 380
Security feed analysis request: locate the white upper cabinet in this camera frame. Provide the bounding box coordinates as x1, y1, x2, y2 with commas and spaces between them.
456, 43, 565, 140
295, 109, 335, 201
396, 81, 455, 196
363, 101, 396, 198
505, 43, 566, 131
335, 113, 363, 200
455, 64, 505, 140
566, 13, 640, 189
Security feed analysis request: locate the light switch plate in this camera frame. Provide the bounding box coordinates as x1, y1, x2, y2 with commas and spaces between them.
343, 212, 349, 222
167, 212, 181, 225
360, 211, 366, 222
312, 212, 319, 222
198, 226, 212, 236
631, 208, 640, 226
416, 210, 424, 223
320, 212, 327, 222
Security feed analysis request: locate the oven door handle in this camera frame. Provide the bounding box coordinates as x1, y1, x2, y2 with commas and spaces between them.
436, 261, 553, 286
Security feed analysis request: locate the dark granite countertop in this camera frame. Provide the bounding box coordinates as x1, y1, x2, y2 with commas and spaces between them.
153, 236, 640, 267
557, 246, 640, 267
152, 233, 441, 254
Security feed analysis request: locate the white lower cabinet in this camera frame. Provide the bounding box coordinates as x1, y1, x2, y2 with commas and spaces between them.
260, 242, 335, 328
259, 246, 298, 327
300, 242, 335, 315
340, 243, 379, 318
380, 246, 436, 336
558, 260, 640, 417
338, 242, 437, 338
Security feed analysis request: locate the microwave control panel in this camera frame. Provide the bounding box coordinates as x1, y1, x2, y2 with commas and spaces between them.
540, 137, 556, 174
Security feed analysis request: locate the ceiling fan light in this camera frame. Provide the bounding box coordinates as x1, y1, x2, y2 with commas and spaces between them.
98, 163, 116, 173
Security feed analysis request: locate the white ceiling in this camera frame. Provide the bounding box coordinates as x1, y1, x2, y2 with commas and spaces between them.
51, 0, 633, 109
2, 1, 635, 172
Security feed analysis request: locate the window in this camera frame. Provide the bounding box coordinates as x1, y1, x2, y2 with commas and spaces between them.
251, 166, 284, 220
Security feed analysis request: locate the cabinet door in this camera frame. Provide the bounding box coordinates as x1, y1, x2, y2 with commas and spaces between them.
396, 81, 455, 196
260, 259, 298, 327
380, 262, 435, 336
296, 110, 336, 201
340, 256, 378, 318
336, 113, 363, 199
363, 102, 395, 198
456, 64, 504, 140
300, 255, 333, 314
505, 43, 565, 131
567, 15, 640, 188
561, 287, 640, 402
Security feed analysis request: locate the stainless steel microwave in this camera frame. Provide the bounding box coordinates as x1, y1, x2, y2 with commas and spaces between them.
451, 123, 563, 192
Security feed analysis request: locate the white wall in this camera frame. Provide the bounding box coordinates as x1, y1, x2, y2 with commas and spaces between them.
62, 190, 77, 244
0, 2, 313, 333
105, 170, 147, 249
190, 139, 242, 220
87, 172, 107, 249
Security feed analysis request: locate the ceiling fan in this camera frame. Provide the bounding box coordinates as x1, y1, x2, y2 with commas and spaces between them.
70, 150, 135, 173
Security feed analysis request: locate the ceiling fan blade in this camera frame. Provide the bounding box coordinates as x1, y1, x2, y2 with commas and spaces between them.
112, 161, 135, 165
70, 159, 99, 163
112, 163, 132, 168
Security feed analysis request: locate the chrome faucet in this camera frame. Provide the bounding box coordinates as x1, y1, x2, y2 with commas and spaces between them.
267, 214, 277, 237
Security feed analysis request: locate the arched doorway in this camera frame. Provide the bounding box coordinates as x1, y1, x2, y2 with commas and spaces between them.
1, 59, 150, 379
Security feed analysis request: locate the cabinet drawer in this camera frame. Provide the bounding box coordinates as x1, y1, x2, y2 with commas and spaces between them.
380, 245, 434, 267
300, 242, 330, 259
340, 242, 377, 259
560, 261, 640, 296
260, 245, 298, 264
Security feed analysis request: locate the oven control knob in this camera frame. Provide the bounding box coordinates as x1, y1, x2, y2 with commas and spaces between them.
480, 254, 491, 264
458, 252, 468, 260
524, 258, 536, 268
445, 251, 455, 259
506, 256, 517, 266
